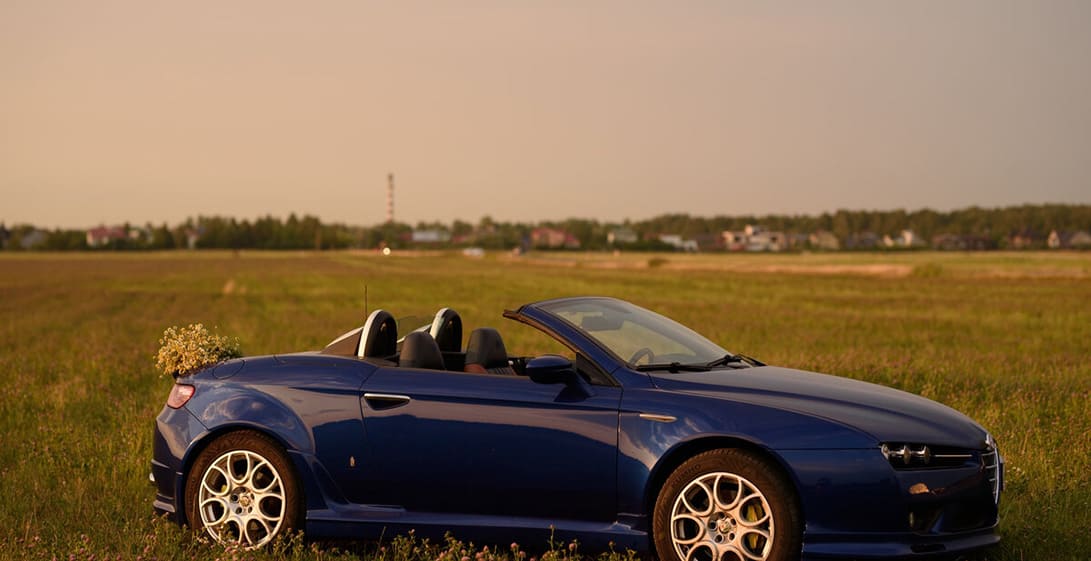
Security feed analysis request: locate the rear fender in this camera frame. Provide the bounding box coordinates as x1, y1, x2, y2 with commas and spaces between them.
184, 382, 313, 451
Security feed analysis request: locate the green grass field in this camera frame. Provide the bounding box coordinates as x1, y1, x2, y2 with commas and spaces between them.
1, 251, 1088, 560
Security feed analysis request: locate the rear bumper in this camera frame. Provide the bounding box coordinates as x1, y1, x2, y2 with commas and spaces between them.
150, 459, 180, 520
151, 403, 207, 525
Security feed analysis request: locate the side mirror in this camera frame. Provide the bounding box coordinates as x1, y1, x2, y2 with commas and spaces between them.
526, 355, 578, 385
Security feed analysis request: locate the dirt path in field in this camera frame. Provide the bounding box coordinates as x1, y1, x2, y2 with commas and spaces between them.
510, 254, 1090, 279
661, 262, 913, 277
511, 255, 914, 277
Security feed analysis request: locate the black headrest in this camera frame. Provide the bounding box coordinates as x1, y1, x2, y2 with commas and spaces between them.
429, 308, 463, 353
400, 331, 446, 370
359, 310, 397, 358
465, 327, 509, 369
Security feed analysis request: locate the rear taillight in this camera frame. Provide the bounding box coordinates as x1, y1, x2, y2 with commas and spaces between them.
167, 384, 195, 409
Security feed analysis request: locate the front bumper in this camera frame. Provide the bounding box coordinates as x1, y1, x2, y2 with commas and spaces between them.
782, 448, 1002, 559
801, 525, 999, 559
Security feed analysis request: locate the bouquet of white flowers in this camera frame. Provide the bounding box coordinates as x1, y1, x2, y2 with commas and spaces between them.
155, 323, 242, 378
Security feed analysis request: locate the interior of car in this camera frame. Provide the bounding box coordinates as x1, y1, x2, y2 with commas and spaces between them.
321, 308, 531, 376
320, 306, 621, 387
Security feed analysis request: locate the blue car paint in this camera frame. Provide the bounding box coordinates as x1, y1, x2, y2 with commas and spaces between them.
650, 367, 989, 448
356, 367, 622, 521
153, 297, 1001, 559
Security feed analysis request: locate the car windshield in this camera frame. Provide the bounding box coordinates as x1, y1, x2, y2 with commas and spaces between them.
538, 298, 730, 368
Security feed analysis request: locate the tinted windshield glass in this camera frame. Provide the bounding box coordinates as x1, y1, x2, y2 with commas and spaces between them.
539, 298, 728, 366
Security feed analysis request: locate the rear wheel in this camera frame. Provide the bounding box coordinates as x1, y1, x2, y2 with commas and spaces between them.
184, 431, 301, 548
653, 449, 801, 561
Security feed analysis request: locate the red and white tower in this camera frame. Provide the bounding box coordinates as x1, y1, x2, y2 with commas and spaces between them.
386, 173, 394, 224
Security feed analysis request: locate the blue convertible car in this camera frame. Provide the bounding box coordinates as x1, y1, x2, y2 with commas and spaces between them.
152, 297, 1002, 560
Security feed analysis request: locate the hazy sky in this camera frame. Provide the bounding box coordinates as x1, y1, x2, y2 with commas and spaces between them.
3, 1, 1089, 228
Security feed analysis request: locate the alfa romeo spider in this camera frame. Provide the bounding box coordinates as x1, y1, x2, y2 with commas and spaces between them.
151, 296, 1002, 560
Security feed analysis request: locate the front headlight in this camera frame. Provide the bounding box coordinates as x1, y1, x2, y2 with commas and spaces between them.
880, 442, 974, 469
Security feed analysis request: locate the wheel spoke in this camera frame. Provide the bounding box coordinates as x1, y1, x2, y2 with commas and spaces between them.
256, 494, 284, 520
255, 516, 273, 538
199, 496, 227, 515
737, 528, 771, 561
735, 497, 771, 527
252, 467, 279, 493
228, 452, 251, 485
717, 544, 745, 561
681, 479, 715, 516
671, 513, 707, 545
712, 474, 741, 511
684, 543, 714, 561
240, 517, 256, 546
243, 457, 269, 488
203, 465, 230, 493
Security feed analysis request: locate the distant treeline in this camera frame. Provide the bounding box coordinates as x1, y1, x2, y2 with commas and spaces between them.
2, 204, 1089, 251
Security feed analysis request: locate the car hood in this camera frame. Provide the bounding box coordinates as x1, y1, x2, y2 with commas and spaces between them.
650, 366, 988, 449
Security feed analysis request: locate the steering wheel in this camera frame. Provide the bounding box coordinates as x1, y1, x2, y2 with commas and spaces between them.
629, 347, 655, 365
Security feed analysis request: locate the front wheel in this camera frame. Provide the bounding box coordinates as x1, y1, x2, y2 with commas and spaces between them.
653, 449, 801, 561
184, 430, 302, 548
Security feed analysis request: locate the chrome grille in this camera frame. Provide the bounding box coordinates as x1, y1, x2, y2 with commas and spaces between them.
982, 448, 1000, 504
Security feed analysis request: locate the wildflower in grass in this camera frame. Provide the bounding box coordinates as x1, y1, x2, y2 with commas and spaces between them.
155, 323, 241, 378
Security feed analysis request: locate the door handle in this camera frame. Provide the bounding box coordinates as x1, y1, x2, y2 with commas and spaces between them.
363, 393, 412, 410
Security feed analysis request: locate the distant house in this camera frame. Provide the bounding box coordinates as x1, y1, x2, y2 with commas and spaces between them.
722, 230, 747, 251
86, 225, 127, 248
788, 233, 810, 249
184, 228, 202, 250
450, 233, 474, 245
845, 232, 881, 250
129, 226, 150, 243
693, 232, 725, 251
20, 229, 48, 250
1048, 229, 1091, 249
808, 231, 841, 251
411, 229, 451, 244
607, 227, 638, 246
1008, 229, 1043, 249
932, 234, 997, 251
722, 225, 786, 252
881, 230, 925, 249
752, 227, 787, 252
531, 227, 580, 249
657, 234, 698, 252
1070, 231, 1091, 248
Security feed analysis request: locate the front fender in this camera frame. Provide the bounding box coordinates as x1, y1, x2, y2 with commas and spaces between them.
617, 388, 876, 522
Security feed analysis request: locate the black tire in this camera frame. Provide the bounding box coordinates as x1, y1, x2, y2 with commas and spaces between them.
652, 449, 802, 561
184, 430, 302, 548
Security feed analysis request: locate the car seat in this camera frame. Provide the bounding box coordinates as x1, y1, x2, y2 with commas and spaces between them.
464, 327, 515, 375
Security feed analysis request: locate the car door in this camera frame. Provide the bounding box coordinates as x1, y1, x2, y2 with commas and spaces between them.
354, 366, 621, 522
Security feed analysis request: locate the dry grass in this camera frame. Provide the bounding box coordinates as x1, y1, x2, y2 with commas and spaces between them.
0, 250, 1088, 560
